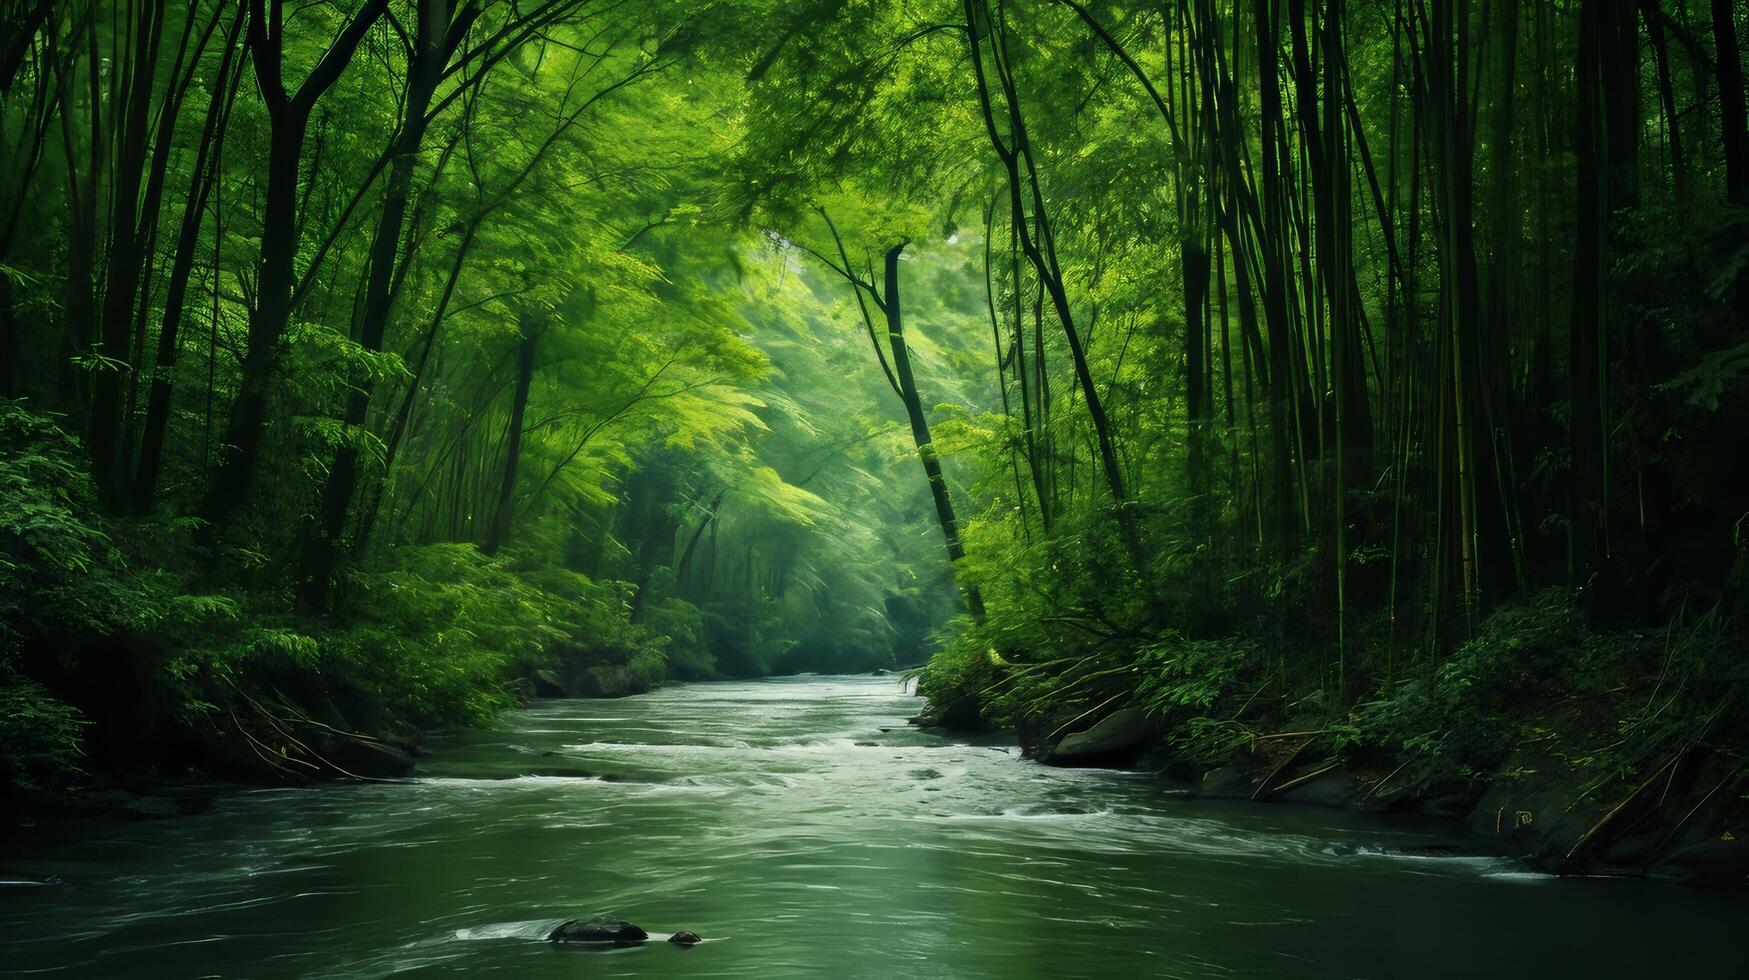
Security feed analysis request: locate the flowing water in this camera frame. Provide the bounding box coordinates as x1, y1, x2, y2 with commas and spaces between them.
1, 675, 1743, 978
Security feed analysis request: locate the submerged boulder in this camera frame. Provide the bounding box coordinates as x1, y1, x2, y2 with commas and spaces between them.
669, 930, 702, 946
549, 916, 648, 944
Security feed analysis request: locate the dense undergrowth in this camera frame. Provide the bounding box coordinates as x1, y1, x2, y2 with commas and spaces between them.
921, 490, 1749, 836
2, 399, 744, 804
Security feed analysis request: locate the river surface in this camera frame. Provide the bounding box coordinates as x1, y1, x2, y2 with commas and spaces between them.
2, 675, 1744, 978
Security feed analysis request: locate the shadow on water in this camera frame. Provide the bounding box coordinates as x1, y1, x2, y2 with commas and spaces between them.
2, 675, 1745, 978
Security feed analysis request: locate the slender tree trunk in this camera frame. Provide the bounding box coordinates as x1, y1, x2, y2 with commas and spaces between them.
200, 0, 386, 532
1570, 0, 1608, 579
87, 0, 166, 509
294, 26, 439, 609
882, 244, 985, 621
482, 314, 539, 558
134, 3, 247, 512
1713, 0, 1748, 323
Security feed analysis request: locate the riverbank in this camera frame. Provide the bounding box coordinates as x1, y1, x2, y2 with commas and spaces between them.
913, 590, 1749, 887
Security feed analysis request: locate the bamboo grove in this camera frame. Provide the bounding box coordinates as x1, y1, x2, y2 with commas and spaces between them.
737, 0, 1749, 791
0, 0, 1746, 807
0, 0, 975, 791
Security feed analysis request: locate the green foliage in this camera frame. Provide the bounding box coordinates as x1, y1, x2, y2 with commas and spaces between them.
0, 678, 85, 794
1338, 593, 1592, 793
4, 0, 1744, 838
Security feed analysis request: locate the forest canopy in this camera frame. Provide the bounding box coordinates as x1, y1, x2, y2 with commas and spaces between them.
1, 0, 1746, 855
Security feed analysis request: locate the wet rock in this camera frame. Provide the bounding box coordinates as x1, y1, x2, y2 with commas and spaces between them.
574, 665, 656, 699
1393, 843, 1463, 857
1655, 838, 1749, 885
1468, 771, 1602, 867
668, 930, 702, 946
909, 691, 986, 731
1602, 828, 1666, 866
67, 789, 183, 820
872, 668, 893, 676
550, 916, 648, 944
1276, 766, 1360, 808
855, 741, 878, 747
1199, 765, 1257, 798
531, 670, 569, 699
1045, 707, 1161, 766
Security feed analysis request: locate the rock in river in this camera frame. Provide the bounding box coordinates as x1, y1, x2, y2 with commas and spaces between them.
549, 917, 648, 945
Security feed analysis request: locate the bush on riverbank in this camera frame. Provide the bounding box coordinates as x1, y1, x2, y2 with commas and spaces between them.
0, 402, 690, 806
919, 483, 1749, 871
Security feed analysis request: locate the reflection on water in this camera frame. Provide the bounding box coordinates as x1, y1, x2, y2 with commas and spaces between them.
1, 675, 1743, 978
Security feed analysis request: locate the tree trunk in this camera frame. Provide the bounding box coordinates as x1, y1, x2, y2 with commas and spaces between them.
87, 0, 166, 510
1713, 0, 1748, 323
482, 314, 539, 558
200, 0, 386, 532
882, 244, 986, 621
134, 3, 247, 513
293, 40, 438, 609
1569, 0, 1608, 579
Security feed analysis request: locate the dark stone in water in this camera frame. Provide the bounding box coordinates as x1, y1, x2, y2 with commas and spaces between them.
549, 916, 648, 944
669, 930, 702, 946
855, 741, 878, 747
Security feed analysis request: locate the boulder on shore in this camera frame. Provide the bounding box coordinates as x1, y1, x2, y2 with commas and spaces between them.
531, 670, 569, 699
1198, 764, 1257, 798
1045, 707, 1160, 765
550, 916, 648, 944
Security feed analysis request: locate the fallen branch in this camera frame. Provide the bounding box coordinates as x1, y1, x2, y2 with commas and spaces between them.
1269, 761, 1341, 796
1360, 757, 1413, 803
1564, 749, 1687, 865
1251, 735, 1317, 801
1044, 691, 1130, 745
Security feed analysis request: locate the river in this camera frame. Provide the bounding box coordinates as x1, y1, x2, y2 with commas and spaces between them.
1, 675, 1743, 977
